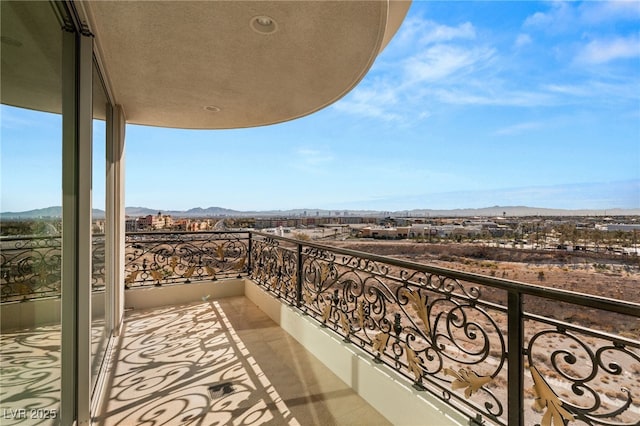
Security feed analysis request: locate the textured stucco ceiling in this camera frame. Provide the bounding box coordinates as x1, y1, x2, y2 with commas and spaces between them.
1, 1, 410, 130
83, 1, 410, 129
1, 1, 63, 115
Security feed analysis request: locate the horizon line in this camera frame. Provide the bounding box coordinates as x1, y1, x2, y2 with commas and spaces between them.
2, 204, 640, 217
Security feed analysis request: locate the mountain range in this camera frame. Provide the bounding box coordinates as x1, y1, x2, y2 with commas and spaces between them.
1, 205, 639, 219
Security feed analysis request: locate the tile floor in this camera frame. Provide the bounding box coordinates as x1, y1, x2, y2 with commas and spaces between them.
95, 297, 390, 425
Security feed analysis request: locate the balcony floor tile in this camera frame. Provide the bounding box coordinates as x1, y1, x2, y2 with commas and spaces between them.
95, 296, 390, 425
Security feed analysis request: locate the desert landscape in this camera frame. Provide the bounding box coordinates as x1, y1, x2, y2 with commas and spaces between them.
323, 240, 639, 327
314, 239, 640, 424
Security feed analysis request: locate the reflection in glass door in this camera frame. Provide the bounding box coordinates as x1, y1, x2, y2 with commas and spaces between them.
0, 1, 67, 422
91, 61, 110, 396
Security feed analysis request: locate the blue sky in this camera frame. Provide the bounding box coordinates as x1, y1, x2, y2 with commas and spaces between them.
2, 1, 639, 212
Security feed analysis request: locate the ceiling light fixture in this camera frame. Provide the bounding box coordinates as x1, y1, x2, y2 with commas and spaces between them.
250, 15, 278, 34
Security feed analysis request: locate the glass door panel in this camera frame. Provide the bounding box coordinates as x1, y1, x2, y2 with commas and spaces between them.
0, 1, 66, 422
91, 61, 109, 394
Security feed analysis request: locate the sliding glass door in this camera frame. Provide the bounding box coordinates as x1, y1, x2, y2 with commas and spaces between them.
1, 2, 119, 423
0, 1, 66, 422
92, 59, 111, 399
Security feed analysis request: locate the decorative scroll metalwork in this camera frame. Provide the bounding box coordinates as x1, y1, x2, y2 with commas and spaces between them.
445, 367, 494, 399
250, 234, 508, 423
1, 232, 249, 299
92, 235, 106, 291
530, 365, 575, 426
4, 231, 639, 426
249, 237, 297, 304
303, 253, 506, 420
526, 318, 640, 426
124, 232, 249, 288
1, 236, 62, 302
1, 234, 113, 301
250, 232, 640, 426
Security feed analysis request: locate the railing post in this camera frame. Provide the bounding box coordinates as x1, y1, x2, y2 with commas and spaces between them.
247, 232, 252, 275
507, 291, 524, 425
296, 242, 303, 307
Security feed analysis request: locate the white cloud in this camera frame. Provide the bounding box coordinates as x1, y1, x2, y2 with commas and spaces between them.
289, 148, 337, 176
296, 148, 333, 166
419, 21, 476, 45
493, 121, 544, 136
335, 5, 639, 123
335, 16, 507, 120
575, 35, 640, 64
336, 35, 553, 119
391, 18, 476, 51
542, 84, 591, 97
541, 79, 640, 105
333, 84, 403, 122
335, 42, 497, 121
579, 1, 640, 25
523, 11, 550, 28
403, 44, 496, 84
388, 17, 428, 50
524, 2, 574, 31
515, 34, 532, 48
524, 1, 640, 32
431, 87, 555, 108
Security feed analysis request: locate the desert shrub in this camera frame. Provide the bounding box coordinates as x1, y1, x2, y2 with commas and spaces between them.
292, 232, 310, 241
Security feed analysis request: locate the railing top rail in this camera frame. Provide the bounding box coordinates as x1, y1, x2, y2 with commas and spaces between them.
126, 230, 250, 237
251, 231, 640, 317
1, 230, 251, 240
0, 234, 62, 241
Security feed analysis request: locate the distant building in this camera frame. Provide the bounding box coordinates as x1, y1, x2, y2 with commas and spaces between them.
596, 224, 640, 232
125, 217, 139, 232
360, 226, 410, 239
92, 220, 105, 234
136, 212, 172, 230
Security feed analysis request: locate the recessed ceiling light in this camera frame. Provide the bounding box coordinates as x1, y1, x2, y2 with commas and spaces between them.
250, 15, 278, 34
204, 106, 221, 112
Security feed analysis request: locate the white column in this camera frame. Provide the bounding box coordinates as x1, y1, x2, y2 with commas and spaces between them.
105, 104, 114, 335
109, 104, 126, 335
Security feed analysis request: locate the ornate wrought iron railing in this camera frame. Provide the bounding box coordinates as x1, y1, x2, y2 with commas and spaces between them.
1, 231, 249, 300
2, 230, 639, 425
248, 232, 640, 426
1, 235, 62, 302
124, 231, 249, 288
1, 235, 106, 302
